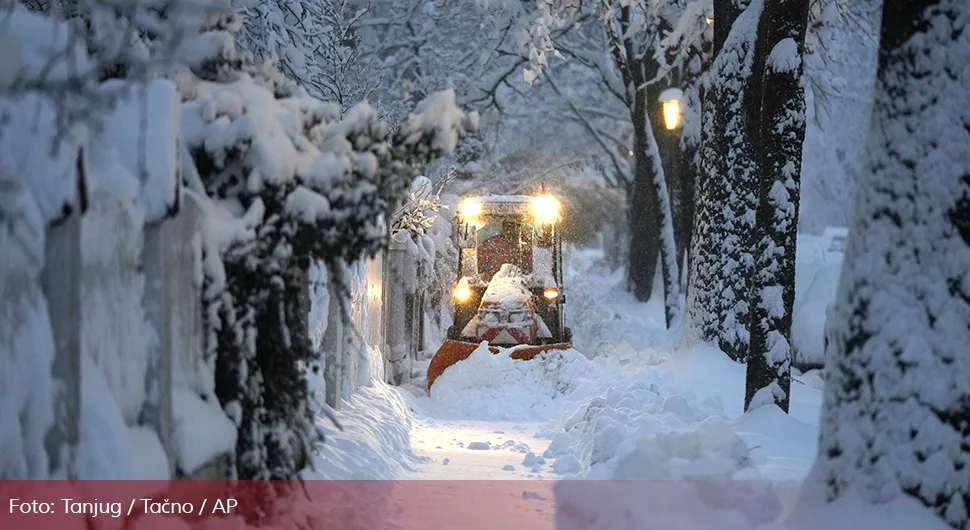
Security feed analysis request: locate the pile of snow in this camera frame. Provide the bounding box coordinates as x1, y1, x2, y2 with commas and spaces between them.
554, 481, 951, 530
305, 382, 421, 480
418, 343, 601, 421
170, 388, 237, 476
547, 370, 751, 479
78, 356, 169, 481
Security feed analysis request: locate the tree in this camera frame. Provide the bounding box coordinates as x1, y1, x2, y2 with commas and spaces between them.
177, 13, 477, 488
808, 0, 970, 527
234, 0, 375, 110
743, 0, 810, 413
491, 1, 712, 322
683, 0, 765, 361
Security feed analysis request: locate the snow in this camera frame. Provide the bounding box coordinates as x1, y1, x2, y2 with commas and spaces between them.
767, 37, 801, 73
170, 388, 237, 476
77, 355, 169, 481
310, 247, 831, 489
0, 185, 55, 478
480, 265, 533, 309
89, 80, 182, 223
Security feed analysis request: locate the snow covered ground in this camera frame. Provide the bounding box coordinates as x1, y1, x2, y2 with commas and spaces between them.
298, 242, 958, 530
310, 245, 833, 484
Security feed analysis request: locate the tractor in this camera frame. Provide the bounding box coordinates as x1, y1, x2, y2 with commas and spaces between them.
426, 192, 573, 390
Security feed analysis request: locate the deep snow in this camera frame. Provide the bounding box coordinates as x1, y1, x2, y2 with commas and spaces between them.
306, 242, 957, 529
313, 246, 833, 483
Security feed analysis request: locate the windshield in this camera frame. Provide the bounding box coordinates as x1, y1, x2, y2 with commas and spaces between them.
476, 217, 533, 281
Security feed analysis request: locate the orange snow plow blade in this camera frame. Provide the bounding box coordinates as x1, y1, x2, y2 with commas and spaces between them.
426, 340, 572, 391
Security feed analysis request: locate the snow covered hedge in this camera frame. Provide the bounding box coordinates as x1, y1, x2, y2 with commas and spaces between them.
175, 13, 478, 483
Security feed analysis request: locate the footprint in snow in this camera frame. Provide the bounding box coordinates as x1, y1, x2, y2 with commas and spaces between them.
521, 491, 546, 500
502, 465, 515, 471
467, 442, 491, 450
443, 458, 449, 465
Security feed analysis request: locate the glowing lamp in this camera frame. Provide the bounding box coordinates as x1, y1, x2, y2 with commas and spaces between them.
453, 278, 472, 303
543, 287, 559, 300
531, 195, 561, 224
662, 99, 681, 130
706, 17, 713, 24
458, 199, 482, 219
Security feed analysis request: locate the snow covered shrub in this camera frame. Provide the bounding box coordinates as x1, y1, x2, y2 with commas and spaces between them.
176, 13, 478, 488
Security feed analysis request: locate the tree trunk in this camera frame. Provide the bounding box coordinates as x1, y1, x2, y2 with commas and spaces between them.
744, 0, 809, 414
684, 0, 766, 362
642, 110, 682, 328
809, 1, 970, 527
679, 41, 712, 295
627, 87, 662, 302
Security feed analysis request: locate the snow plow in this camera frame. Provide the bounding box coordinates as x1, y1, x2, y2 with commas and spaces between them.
427, 193, 572, 390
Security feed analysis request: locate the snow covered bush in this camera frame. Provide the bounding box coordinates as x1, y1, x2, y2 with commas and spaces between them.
176, 13, 478, 485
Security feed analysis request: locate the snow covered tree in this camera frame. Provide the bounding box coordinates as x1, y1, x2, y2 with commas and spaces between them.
176, 12, 477, 488
233, 0, 374, 110
684, 0, 765, 361
743, 0, 810, 413
808, 0, 970, 527
483, 0, 714, 324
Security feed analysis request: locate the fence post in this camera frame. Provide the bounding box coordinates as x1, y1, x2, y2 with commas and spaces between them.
141, 191, 202, 476
383, 231, 415, 385
322, 267, 345, 409
41, 212, 82, 479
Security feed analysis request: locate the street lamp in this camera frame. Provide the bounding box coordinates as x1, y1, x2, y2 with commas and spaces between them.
658, 88, 684, 130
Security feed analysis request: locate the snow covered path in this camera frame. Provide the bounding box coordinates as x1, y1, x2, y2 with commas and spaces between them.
310, 248, 826, 483
405, 420, 553, 479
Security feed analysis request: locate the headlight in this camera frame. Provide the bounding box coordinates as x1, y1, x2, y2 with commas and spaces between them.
458, 199, 482, 219
532, 195, 560, 224
454, 278, 472, 303
543, 287, 559, 300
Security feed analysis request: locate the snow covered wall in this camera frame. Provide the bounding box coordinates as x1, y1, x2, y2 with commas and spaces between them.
0, 10, 233, 480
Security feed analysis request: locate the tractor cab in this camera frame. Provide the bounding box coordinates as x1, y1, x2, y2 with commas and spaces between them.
426, 193, 573, 390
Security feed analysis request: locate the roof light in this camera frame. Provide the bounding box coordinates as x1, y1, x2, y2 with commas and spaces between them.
531, 195, 561, 224
458, 199, 482, 219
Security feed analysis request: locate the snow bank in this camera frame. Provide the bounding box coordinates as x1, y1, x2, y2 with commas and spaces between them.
554, 482, 951, 530
305, 382, 420, 480
77, 356, 169, 481
418, 344, 602, 421
550, 368, 750, 480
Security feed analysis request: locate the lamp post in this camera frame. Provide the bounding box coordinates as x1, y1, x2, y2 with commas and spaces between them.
658, 88, 684, 131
